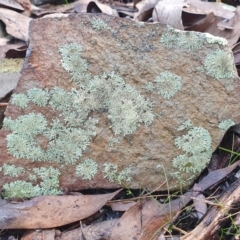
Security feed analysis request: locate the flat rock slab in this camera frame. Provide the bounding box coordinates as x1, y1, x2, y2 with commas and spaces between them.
0, 13, 239, 197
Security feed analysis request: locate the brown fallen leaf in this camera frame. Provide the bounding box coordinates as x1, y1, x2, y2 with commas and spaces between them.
152, 0, 188, 30
184, 12, 215, 32
183, 0, 235, 19
110, 201, 143, 240
60, 219, 119, 240
134, 0, 159, 21
197, 10, 240, 47
108, 200, 136, 211
22, 229, 56, 240
110, 193, 193, 240
110, 162, 240, 240
0, 189, 121, 229
0, 8, 31, 41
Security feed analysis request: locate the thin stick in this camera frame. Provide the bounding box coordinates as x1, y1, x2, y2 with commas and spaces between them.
0, 103, 8, 106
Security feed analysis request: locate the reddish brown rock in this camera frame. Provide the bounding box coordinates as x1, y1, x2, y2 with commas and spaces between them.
0, 13, 239, 197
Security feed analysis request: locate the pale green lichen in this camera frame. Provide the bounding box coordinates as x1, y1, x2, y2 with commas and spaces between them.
141, 82, 155, 93
117, 167, 132, 183
107, 84, 155, 135
91, 18, 108, 31
2, 166, 62, 199
3, 164, 25, 177
204, 49, 235, 80
75, 159, 98, 180
154, 71, 182, 99
33, 166, 62, 195
2, 180, 41, 199
59, 43, 89, 84
11, 93, 29, 108
177, 119, 193, 131
173, 121, 212, 173
160, 27, 203, 52
108, 137, 120, 147
218, 119, 235, 131
6, 133, 43, 160
102, 163, 118, 182
3, 42, 157, 197
160, 26, 179, 49
28, 174, 37, 182
2, 117, 15, 131
204, 33, 228, 46
178, 31, 204, 51
102, 163, 132, 184
27, 88, 50, 107
7, 113, 47, 136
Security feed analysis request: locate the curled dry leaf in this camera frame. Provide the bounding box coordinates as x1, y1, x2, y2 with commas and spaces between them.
183, 0, 235, 19
0, 8, 31, 41
0, 0, 24, 10
134, 0, 159, 21
87, 1, 119, 16
152, 0, 188, 30
184, 12, 215, 32
0, 189, 121, 229
200, 12, 240, 47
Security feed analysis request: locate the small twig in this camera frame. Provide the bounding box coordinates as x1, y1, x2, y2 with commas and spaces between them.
0, 103, 8, 106
172, 225, 188, 235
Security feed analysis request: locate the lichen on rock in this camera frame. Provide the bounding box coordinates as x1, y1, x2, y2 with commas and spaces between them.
0, 14, 239, 197
173, 121, 212, 173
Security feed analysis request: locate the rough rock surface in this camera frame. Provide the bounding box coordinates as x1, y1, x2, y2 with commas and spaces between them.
0, 13, 239, 197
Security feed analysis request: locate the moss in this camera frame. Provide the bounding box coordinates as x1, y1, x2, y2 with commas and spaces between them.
204, 49, 235, 80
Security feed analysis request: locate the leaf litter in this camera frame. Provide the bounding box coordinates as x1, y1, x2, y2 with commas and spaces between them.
1, 0, 240, 239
